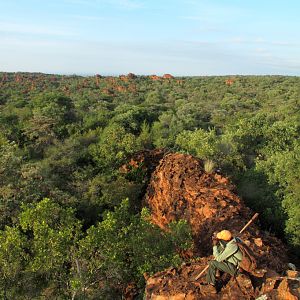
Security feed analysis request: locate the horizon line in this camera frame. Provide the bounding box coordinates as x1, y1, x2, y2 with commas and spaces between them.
0, 70, 299, 78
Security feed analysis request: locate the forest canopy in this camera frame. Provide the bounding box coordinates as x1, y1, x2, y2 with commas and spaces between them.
0, 72, 299, 299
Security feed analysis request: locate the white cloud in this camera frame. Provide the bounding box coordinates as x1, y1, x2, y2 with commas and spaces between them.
0, 21, 75, 37
229, 37, 300, 47
67, 14, 107, 21
63, 0, 93, 4
180, 16, 204, 21
63, 0, 144, 10
111, 0, 144, 10
0, 36, 65, 48
1, 34, 299, 76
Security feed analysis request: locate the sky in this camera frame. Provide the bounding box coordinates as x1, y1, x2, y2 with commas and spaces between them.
0, 0, 300, 76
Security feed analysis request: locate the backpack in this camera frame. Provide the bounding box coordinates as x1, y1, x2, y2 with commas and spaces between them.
235, 238, 257, 273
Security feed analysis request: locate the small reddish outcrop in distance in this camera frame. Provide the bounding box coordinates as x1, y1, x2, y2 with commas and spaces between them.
225, 78, 234, 85
150, 75, 161, 81
163, 73, 174, 79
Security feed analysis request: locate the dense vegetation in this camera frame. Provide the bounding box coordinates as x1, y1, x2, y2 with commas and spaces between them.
0, 72, 299, 299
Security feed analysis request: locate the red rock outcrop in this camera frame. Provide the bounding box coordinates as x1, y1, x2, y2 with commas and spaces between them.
142, 152, 298, 299
225, 78, 234, 86
119, 75, 128, 81
95, 74, 102, 86
144, 153, 287, 267
145, 262, 300, 300
150, 75, 161, 81
102, 88, 114, 95
127, 73, 137, 79
119, 73, 137, 81
116, 85, 127, 92
163, 74, 174, 79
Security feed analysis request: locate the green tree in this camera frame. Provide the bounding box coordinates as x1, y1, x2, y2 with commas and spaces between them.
137, 121, 153, 149
78, 199, 192, 298
0, 134, 22, 228
176, 128, 218, 160
31, 93, 76, 138
256, 141, 300, 248
19, 198, 82, 298
89, 123, 138, 170
23, 115, 57, 157
0, 226, 28, 299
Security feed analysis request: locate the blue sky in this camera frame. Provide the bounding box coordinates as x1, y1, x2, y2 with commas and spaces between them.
0, 0, 299, 75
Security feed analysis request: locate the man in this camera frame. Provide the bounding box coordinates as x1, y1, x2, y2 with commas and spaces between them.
206, 230, 243, 287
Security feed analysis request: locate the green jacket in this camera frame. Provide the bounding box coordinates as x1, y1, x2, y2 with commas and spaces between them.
213, 237, 243, 266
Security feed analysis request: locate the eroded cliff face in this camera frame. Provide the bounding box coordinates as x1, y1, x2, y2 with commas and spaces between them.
141, 152, 299, 300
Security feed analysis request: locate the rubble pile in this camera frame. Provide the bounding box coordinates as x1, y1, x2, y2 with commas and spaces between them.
142, 152, 299, 299
145, 261, 300, 299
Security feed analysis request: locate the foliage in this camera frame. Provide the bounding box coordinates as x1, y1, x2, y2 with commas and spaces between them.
0, 226, 28, 299
19, 199, 81, 274
89, 123, 138, 170
0, 134, 23, 228
0, 72, 299, 297
176, 128, 218, 160
0, 198, 82, 298
77, 199, 192, 298
204, 159, 215, 173
256, 140, 300, 247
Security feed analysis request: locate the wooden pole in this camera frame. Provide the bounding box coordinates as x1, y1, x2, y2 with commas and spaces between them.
239, 213, 259, 234
194, 213, 259, 281
194, 265, 209, 280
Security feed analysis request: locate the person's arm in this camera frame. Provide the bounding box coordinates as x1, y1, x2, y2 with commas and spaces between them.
213, 242, 222, 257
214, 242, 238, 262
213, 245, 220, 257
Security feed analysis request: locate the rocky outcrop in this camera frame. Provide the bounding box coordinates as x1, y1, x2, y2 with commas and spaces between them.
127, 73, 137, 79
144, 153, 287, 268
163, 74, 174, 79
142, 152, 299, 299
225, 78, 234, 86
150, 75, 161, 81
145, 262, 300, 299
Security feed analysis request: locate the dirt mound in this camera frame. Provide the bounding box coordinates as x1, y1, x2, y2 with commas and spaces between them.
143, 152, 298, 299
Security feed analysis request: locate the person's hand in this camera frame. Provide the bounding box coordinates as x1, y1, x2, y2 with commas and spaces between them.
212, 237, 218, 246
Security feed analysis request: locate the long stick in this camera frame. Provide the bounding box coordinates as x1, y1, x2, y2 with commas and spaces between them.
194, 213, 259, 281
239, 213, 259, 234
194, 265, 209, 281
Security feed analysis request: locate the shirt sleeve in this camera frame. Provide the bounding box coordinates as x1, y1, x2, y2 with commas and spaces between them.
213, 242, 238, 262
213, 245, 220, 257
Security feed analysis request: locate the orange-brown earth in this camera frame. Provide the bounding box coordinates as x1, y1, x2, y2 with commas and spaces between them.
150, 75, 161, 81
163, 74, 174, 79
128, 152, 299, 300
225, 78, 234, 86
